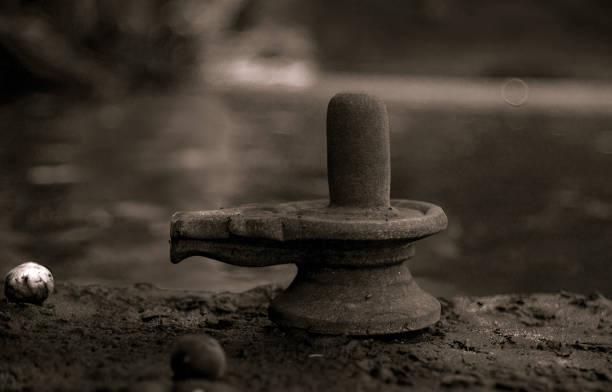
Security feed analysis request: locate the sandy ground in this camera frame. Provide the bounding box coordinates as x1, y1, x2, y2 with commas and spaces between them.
0, 282, 610, 391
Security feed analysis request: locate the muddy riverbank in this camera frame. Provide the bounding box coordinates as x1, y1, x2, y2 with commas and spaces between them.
1, 282, 610, 391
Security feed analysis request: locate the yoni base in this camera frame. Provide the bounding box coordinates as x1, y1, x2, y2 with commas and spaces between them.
268, 261, 440, 335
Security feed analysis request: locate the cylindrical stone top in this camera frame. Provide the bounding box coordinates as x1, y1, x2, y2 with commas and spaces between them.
327, 93, 391, 208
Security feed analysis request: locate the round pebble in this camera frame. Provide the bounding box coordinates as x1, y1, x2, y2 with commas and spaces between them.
171, 334, 226, 380
4, 262, 54, 305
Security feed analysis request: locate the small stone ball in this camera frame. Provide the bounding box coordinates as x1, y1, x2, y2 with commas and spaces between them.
4, 262, 54, 305
171, 334, 226, 380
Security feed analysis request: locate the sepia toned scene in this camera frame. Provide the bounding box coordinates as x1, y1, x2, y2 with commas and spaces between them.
0, 1, 610, 391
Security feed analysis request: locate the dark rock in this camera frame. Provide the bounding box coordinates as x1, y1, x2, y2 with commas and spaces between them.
171, 334, 226, 380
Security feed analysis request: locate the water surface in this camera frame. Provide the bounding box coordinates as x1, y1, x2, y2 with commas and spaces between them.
1, 83, 611, 297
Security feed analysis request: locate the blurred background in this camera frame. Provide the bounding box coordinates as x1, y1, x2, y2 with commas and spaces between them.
1, 0, 611, 297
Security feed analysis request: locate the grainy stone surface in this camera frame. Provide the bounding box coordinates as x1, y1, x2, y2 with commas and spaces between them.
268, 261, 441, 335
326, 93, 390, 208
171, 200, 446, 245
0, 282, 610, 391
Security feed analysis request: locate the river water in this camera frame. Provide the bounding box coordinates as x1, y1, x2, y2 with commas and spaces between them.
1, 83, 611, 297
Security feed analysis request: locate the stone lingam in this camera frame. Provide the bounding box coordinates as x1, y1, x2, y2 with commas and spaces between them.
170, 93, 447, 335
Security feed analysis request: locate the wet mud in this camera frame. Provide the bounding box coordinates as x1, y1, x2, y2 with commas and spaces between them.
1, 283, 610, 391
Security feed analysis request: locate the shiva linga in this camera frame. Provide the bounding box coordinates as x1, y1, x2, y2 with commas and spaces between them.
170, 93, 447, 335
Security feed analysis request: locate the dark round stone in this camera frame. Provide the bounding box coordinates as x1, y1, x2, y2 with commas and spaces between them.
171, 334, 226, 380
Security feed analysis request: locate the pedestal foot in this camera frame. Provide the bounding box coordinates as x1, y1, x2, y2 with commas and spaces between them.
269, 261, 440, 335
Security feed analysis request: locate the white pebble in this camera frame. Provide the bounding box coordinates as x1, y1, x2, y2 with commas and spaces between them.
4, 262, 54, 305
